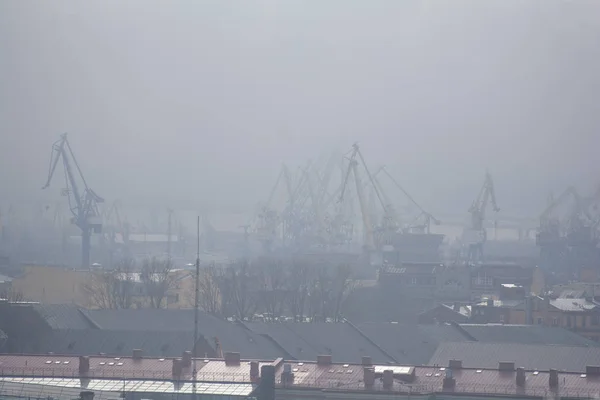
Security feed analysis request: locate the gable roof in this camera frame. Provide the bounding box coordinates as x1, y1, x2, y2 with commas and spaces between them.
80, 309, 286, 359
243, 322, 395, 364
457, 324, 600, 346
354, 323, 468, 365
429, 341, 600, 372
32, 303, 96, 330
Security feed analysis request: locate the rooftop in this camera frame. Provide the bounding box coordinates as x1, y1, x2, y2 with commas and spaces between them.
1, 354, 600, 399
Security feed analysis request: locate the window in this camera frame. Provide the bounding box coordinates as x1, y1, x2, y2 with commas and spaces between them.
499, 315, 505, 323
583, 316, 587, 327
592, 315, 599, 326
537, 317, 543, 325
552, 317, 559, 326
410, 277, 417, 286
472, 275, 493, 287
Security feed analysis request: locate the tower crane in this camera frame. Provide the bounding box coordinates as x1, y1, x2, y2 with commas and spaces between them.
42, 133, 104, 268
464, 171, 500, 263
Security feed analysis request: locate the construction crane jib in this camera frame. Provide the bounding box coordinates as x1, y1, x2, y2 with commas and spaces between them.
42, 133, 104, 268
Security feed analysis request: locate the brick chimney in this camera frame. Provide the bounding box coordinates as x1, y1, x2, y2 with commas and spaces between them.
172, 358, 183, 378
364, 367, 375, 388
250, 361, 260, 383
516, 367, 526, 386
224, 352, 241, 366
132, 349, 143, 360
549, 369, 559, 388
361, 356, 372, 366
78, 356, 90, 374
182, 351, 192, 368
317, 355, 332, 365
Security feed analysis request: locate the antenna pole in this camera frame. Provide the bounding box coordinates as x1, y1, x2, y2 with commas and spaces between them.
193, 215, 200, 400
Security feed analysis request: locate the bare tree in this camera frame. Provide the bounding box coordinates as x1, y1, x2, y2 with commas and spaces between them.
140, 256, 175, 309
82, 257, 135, 309
222, 260, 258, 321
304, 264, 356, 322
0, 287, 24, 302
285, 262, 311, 322
196, 263, 222, 316
257, 260, 287, 321
331, 264, 357, 322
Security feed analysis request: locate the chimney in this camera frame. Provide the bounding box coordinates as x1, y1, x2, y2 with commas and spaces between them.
250, 361, 260, 383
361, 356, 372, 366
172, 358, 183, 378
453, 302, 460, 312
224, 352, 241, 366
182, 351, 192, 368
79, 391, 94, 400
487, 298, 494, 307
132, 349, 143, 360
382, 369, 394, 389
549, 369, 558, 388
78, 356, 90, 374
448, 360, 462, 370
443, 369, 456, 390
363, 367, 375, 388
516, 367, 526, 386
258, 365, 275, 400
587, 366, 600, 376
317, 355, 332, 365
525, 296, 533, 325
499, 362, 515, 372
281, 363, 295, 385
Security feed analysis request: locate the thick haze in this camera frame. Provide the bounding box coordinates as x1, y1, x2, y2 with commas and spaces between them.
1, 0, 599, 216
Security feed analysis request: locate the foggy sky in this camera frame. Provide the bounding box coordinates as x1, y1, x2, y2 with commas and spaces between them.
1, 0, 599, 216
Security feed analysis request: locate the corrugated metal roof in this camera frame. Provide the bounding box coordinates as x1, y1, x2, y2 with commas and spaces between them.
244, 322, 395, 364
458, 324, 600, 346
429, 342, 600, 372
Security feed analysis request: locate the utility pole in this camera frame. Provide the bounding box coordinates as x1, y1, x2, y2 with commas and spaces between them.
192, 216, 200, 400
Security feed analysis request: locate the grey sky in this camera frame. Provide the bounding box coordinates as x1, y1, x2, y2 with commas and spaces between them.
1, 0, 599, 216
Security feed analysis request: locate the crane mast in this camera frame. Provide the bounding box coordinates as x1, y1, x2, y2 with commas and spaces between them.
464, 171, 500, 262
42, 133, 103, 268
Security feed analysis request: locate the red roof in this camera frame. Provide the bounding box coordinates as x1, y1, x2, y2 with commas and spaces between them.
2, 354, 600, 398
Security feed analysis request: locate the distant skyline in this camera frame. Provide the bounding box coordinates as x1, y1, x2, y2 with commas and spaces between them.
1, 0, 599, 216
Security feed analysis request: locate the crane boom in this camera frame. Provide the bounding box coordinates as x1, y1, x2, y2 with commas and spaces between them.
42, 133, 103, 268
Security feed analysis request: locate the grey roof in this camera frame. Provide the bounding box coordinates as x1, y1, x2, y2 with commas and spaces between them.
458, 324, 600, 346
429, 342, 600, 373
81, 309, 286, 359
36, 329, 201, 357
32, 304, 95, 330
244, 322, 395, 364
354, 323, 469, 365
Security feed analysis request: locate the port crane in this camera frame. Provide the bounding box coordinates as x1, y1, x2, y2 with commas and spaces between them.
42, 133, 104, 268
464, 171, 500, 263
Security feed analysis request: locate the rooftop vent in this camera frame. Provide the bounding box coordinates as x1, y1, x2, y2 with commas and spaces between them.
448, 360, 462, 370
132, 349, 143, 360
317, 355, 332, 365
362, 356, 372, 366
